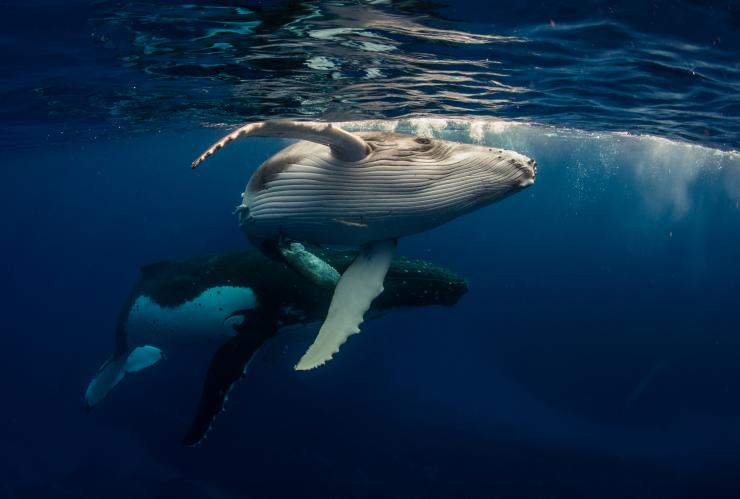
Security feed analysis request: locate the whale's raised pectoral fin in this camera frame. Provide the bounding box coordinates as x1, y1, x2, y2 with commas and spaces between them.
295, 239, 396, 371
183, 308, 277, 446
191, 120, 369, 168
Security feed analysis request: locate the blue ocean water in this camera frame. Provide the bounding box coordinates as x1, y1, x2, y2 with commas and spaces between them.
2, 1, 740, 498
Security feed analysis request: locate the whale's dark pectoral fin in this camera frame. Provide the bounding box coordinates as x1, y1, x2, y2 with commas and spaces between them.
183, 310, 277, 447
294, 239, 396, 371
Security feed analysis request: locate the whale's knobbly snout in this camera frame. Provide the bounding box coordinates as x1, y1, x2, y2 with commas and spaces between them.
519, 158, 537, 187
494, 150, 536, 189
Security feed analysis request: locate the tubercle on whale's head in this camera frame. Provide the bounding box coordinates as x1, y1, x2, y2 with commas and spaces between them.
362, 132, 536, 189
504, 150, 537, 188
359, 132, 536, 187
463, 144, 537, 205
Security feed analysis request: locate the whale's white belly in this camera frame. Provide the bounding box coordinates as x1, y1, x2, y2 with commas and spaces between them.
125, 286, 257, 348
193, 123, 535, 246
243, 154, 482, 245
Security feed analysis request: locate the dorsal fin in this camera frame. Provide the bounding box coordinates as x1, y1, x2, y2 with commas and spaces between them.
191, 120, 370, 168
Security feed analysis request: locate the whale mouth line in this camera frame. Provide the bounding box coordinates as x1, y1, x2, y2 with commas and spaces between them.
223, 308, 253, 326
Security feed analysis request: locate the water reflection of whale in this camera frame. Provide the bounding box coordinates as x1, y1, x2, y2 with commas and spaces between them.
84, 248, 467, 446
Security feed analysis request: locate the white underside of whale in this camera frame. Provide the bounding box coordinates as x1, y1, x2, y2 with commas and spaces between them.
240, 142, 509, 245
85, 285, 257, 409
126, 285, 257, 348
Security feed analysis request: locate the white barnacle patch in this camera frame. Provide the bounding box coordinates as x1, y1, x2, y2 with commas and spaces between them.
126, 286, 257, 347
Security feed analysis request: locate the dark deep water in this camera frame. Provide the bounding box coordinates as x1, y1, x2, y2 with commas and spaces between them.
3, 1, 740, 498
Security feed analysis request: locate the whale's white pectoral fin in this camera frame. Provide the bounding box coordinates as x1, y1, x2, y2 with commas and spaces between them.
84, 345, 163, 410
295, 239, 396, 371
191, 120, 369, 168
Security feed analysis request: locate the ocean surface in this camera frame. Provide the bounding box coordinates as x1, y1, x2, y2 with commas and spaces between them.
2, 1, 740, 498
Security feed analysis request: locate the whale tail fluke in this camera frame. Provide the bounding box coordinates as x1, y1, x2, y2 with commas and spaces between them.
84, 345, 163, 411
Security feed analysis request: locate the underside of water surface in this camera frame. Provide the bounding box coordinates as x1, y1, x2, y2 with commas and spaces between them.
3, 0, 739, 150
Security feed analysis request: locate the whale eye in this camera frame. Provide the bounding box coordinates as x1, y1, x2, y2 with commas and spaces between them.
414, 137, 431, 144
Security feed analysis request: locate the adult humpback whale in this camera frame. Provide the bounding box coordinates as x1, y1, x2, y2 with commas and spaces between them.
192, 121, 536, 370
85, 248, 467, 445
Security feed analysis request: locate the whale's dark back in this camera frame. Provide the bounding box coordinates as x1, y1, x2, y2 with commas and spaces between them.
130, 249, 468, 324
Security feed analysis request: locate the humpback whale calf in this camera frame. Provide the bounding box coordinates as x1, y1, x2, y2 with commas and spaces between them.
85, 248, 467, 445
193, 121, 536, 370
